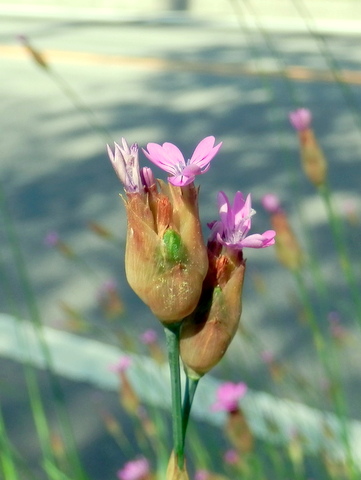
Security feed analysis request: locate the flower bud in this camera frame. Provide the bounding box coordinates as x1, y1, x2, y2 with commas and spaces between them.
298, 128, 327, 186
226, 409, 254, 454
124, 182, 208, 324
180, 249, 246, 378
289, 108, 327, 186
270, 211, 303, 271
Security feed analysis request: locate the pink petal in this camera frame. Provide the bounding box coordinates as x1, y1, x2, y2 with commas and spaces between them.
143, 143, 183, 173
168, 173, 194, 186
190, 136, 222, 169
217, 191, 232, 231
161, 142, 186, 165
240, 231, 275, 248
182, 163, 202, 176
233, 192, 248, 228
289, 108, 312, 131
191, 136, 215, 160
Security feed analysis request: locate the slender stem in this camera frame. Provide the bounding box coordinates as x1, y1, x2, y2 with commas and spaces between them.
164, 323, 184, 469
48, 69, 113, 145
182, 376, 199, 449
318, 183, 361, 325
294, 269, 356, 478
0, 403, 19, 480
0, 183, 89, 480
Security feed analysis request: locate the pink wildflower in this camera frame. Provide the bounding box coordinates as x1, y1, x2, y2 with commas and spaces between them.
98, 279, 117, 297
140, 329, 158, 345
194, 470, 210, 480
261, 193, 281, 213
44, 231, 59, 247
209, 191, 276, 250
107, 138, 143, 193
108, 356, 132, 373
117, 457, 150, 480
211, 381, 248, 412
142, 136, 222, 186
223, 449, 239, 465
289, 108, 312, 131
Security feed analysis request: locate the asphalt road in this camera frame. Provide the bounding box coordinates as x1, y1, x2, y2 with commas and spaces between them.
1, 14, 361, 479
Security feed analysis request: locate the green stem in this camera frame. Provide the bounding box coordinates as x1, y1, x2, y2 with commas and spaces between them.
0, 183, 89, 480
294, 269, 356, 478
182, 376, 199, 449
0, 403, 19, 480
164, 323, 184, 469
318, 183, 361, 325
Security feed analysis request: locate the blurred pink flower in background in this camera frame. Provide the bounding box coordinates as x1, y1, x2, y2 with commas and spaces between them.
108, 356, 132, 373
289, 108, 312, 131
140, 329, 158, 345
261, 350, 275, 364
194, 469, 210, 480
117, 457, 150, 480
211, 382, 248, 412
261, 193, 281, 214
44, 231, 59, 247
223, 449, 239, 465
98, 279, 117, 298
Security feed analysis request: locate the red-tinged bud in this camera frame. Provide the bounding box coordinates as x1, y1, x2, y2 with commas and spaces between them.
226, 409, 254, 454
298, 128, 327, 186
166, 452, 189, 480
118, 370, 140, 415
270, 211, 303, 270
180, 249, 246, 378
124, 182, 208, 324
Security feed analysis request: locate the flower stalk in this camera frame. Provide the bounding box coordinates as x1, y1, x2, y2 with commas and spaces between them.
164, 323, 184, 470
181, 376, 199, 449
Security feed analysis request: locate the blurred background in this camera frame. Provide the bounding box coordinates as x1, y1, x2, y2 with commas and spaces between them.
1, 0, 361, 479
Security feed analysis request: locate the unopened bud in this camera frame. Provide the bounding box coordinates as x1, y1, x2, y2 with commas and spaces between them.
299, 128, 327, 186
226, 409, 254, 454
270, 211, 303, 270
180, 250, 246, 378
125, 183, 208, 324
289, 108, 327, 186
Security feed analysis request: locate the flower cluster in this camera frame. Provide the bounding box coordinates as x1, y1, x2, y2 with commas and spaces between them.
107, 135, 275, 479
107, 135, 275, 335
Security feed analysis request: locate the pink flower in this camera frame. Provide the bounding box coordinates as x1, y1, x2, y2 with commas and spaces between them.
44, 231, 59, 247
140, 329, 158, 345
261, 350, 275, 364
261, 193, 281, 213
289, 108, 312, 131
108, 356, 132, 373
194, 470, 210, 480
107, 138, 144, 193
211, 381, 248, 412
223, 449, 239, 465
142, 136, 222, 186
117, 457, 150, 480
98, 279, 117, 297
209, 191, 276, 250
